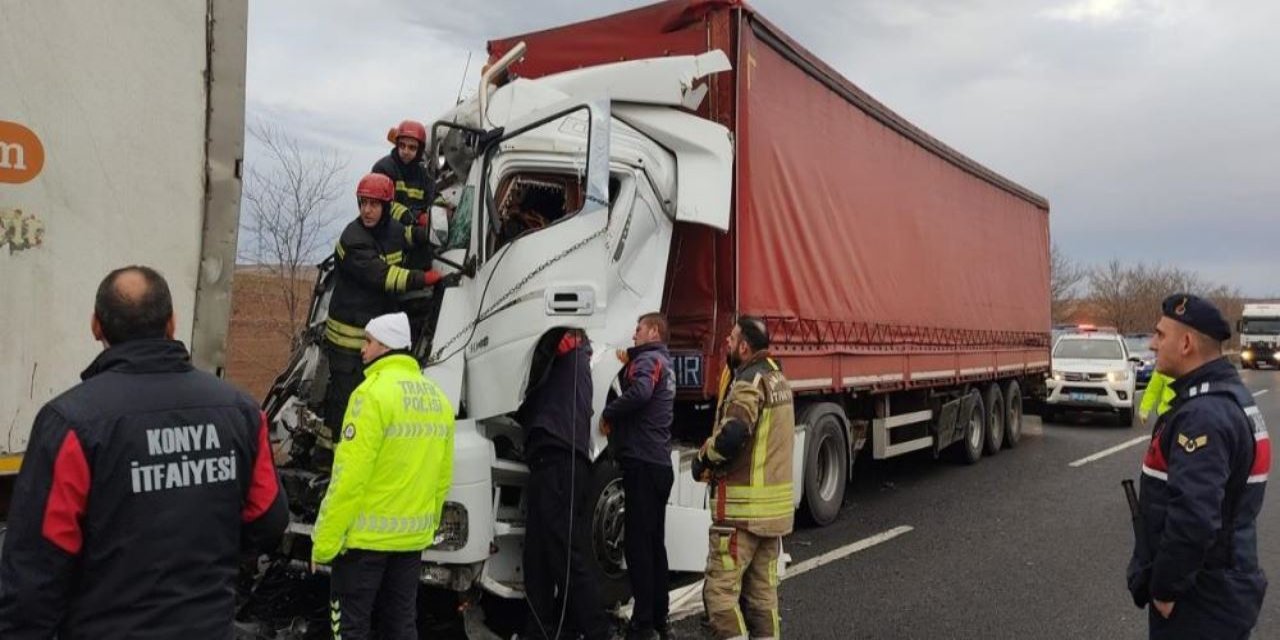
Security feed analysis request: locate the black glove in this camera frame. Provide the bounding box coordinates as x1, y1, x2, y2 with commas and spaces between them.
441, 272, 463, 287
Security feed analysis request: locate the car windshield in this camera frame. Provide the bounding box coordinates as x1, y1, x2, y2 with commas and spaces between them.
1242, 319, 1280, 334
1123, 337, 1152, 356
1054, 338, 1124, 360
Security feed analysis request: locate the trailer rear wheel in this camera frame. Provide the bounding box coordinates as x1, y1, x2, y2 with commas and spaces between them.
1003, 380, 1024, 448
983, 384, 1005, 455
953, 390, 985, 465
800, 403, 848, 527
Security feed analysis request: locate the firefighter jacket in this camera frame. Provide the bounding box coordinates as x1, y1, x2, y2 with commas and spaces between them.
0, 339, 288, 639
1127, 358, 1269, 628
602, 342, 675, 467
372, 151, 430, 216
1140, 371, 1177, 421
698, 352, 795, 538
325, 214, 432, 352
311, 353, 455, 563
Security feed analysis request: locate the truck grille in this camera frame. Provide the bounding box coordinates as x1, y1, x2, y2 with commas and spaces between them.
1062, 372, 1107, 382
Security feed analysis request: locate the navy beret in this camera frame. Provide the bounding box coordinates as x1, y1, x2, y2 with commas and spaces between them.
1162, 293, 1231, 341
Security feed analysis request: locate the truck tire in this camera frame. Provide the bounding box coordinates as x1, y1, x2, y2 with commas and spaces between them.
1003, 380, 1024, 448
799, 403, 849, 527
952, 389, 985, 465
586, 456, 632, 608
983, 384, 1005, 455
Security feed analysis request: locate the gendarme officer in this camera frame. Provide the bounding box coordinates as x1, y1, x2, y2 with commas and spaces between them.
1127, 293, 1269, 639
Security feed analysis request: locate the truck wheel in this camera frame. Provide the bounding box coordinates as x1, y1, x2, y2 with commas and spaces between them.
952, 390, 985, 465
983, 384, 1005, 455
587, 456, 632, 608
799, 403, 848, 527
1003, 380, 1024, 448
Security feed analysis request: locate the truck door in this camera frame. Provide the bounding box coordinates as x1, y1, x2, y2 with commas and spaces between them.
429, 99, 613, 420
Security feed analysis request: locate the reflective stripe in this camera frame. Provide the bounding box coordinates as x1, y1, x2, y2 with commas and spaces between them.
720, 497, 793, 520
384, 266, 411, 292
384, 422, 452, 439
326, 319, 365, 350
335, 242, 346, 259
330, 598, 341, 638
1141, 464, 1168, 482
752, 407, 773, 487
395, 181, 425, 200
352, 512, 438, 534
383, 250, 404, 266
404, 225, 415, 245
723, 483, 792, 501
718, 531, 735, 571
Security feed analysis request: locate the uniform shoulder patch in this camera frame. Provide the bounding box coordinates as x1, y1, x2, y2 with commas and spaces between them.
343, 423, 357, 441
1177, 432, 1208, 453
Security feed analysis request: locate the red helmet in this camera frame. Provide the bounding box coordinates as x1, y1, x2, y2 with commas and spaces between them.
356, 173, 394, 202
395, 119, 427, 145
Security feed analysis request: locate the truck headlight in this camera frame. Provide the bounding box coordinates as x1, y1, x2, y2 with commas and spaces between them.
1274, 352, 1280, 362
1051, 370, 1064, 381
432, 502, 468, 551
1242, 350, 1254, 361
1108, 370, 1130, 382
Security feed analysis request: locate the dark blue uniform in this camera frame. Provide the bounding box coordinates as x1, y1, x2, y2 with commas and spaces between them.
1128, 358, 1270, 638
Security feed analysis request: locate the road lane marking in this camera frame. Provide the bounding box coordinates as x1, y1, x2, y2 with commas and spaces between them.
1069, 436, 1149, 467
783, 525, 914, 578
664, 525, 914, 623
1255, 390, 1269, 397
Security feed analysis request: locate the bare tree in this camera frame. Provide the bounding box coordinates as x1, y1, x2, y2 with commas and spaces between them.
240, 122, 347, 342
1050, 242, 1085, 323
1086, 260, 1243, 336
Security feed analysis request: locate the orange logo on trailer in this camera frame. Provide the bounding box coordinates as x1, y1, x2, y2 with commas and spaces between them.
0, 121, 45, 184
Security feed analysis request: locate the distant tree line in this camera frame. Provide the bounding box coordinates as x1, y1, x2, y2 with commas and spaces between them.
1050, 243, 1244, 336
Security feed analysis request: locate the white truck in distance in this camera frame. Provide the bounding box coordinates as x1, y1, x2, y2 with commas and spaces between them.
1239, 303, 1280, 369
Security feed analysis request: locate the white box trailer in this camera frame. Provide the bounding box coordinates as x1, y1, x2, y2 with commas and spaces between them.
0, 0, 247, 498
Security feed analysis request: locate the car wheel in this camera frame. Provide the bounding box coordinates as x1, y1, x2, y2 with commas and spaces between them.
800, 403, 849, 527
983, 384, 1004, 455
1003, 380, 1024, 448
1118, 408, 1134, 427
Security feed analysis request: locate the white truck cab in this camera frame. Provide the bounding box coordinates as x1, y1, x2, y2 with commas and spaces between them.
1240, 303, 1280, 369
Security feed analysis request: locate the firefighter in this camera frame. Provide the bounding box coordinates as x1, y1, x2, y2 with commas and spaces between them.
0, 266, 288, 637
1140, 370, 1177, 424
372, 119, 431, 220
320, 173, 444, 457
1127, 294, 1269, 639
311, 312, 455, 640
692, 316, 795, 640
602, 313, 676, 640
517, 328, 617, 640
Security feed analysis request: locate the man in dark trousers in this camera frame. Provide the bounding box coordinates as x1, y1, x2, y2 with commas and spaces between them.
602, 313, 676, 640
320, 173, 443, 462
0, 265, 289, 638
1127, 294, 1269, 639
518, 328, 617, 640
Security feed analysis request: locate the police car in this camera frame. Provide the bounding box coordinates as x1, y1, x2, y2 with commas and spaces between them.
1123, 334, 1156, 388
1044, 327, 1139, 425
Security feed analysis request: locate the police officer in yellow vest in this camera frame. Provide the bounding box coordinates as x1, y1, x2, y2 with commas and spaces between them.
311, 312, 455, 640
1139, 370, 1176, 424
692, 316, 795, 640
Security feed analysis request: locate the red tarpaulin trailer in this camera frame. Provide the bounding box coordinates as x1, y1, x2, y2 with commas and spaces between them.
490, 0, 1051, 400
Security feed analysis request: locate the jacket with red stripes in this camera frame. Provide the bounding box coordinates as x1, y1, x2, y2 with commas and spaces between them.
602, 342, 675, 466
0, 339, 289, 639
1127, 357, 1269, 629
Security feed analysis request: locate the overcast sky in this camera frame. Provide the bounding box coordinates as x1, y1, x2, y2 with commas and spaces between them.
246, 0, 1280, 296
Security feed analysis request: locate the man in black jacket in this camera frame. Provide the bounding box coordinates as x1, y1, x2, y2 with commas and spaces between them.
0, 265, 289, 639
321, 173, 443, 450
372, 119, 436, 269
518, 328, 616, 640
602, 313, 676, 640
1127, 294, 1269, 639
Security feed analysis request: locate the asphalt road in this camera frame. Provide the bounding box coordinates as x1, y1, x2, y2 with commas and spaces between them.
669, 368, 1279, 639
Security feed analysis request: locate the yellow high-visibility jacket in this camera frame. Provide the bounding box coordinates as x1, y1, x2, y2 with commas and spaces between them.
312, 353, 454, 563
1139, 371, 1176, 421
